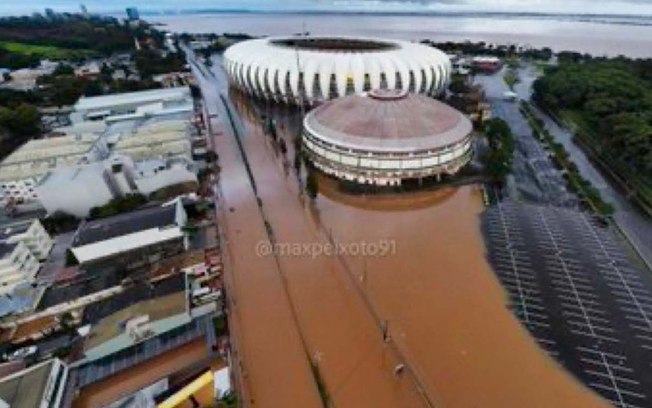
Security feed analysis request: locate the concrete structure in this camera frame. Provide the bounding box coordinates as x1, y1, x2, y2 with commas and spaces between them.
36, 155, 197, 218
70, 201, 188, 267
0, 358, 68, 408
0, 219, 53, 261
0, 241, 40, 296
0, 219, 52, 295
0, 135, 101, 203
302, 90, 473, 186
72, 87, 192, 123
224, 36, 451, 104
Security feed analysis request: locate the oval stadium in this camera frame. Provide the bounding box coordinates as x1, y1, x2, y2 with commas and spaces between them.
302, 89, 473, 186
223, 36, 452, 104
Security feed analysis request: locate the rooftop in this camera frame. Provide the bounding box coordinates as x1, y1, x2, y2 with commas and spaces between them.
270, 37, 399, 52
84, 290, 187, 351
74, 87, 191, 112
72, 205, 177, 247
0, 136, 98, 182
305, 91, 473, 153
0, 359, 59, 408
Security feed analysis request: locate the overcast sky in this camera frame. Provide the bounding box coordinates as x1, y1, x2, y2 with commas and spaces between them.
2, 0, 652, 16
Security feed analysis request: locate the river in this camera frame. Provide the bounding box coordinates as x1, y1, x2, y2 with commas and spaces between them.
157, 12, 652, 58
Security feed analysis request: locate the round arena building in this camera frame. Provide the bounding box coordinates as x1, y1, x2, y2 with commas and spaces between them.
223, 36, 451, 105
302, 89, 473, 186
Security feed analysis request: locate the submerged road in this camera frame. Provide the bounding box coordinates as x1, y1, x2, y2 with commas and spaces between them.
188, 52, 324, 408
191, 52, 432, 407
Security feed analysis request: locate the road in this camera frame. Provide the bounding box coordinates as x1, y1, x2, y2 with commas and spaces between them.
476, 66, 652, 269
187, 51, 324, 408
189, 51, 431, 407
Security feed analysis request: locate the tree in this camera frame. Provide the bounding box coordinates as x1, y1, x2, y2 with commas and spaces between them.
305, 169, 319, 200
0, 103, 40, 136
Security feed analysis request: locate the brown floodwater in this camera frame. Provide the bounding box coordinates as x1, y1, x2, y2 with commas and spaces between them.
313, 180, 611, 407
211, 114, 323, 408
222, 88, 611, 407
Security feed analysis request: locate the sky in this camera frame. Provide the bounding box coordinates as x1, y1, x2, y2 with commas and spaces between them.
2, 0, 652, 16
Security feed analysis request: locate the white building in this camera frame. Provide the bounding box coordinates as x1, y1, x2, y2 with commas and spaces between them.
1, 219, 54, 261
0, 134, 102, 203
0, 358, 69, 408
0, 219, 53, 295
72, 87, 193, 123
0, 241, 40, 296
36, 155, 197, 218
224, 36, 452, 105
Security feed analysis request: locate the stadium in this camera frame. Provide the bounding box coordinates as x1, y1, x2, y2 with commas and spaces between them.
223, 36, 451, 104
302, 89, 473, 186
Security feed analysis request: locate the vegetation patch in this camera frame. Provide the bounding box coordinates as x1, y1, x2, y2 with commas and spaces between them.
0, 41, 94, 60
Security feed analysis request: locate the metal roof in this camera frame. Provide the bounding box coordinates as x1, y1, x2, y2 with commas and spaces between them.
74, 87, 191, 112
72, 205, 177, 247
304, 92, 473, 152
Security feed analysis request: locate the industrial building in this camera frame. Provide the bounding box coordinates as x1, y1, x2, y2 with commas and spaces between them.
72, 87, 193, 123
302, 89, 473, 186
224, 36, 451, 104
0, 135, 102, 203
70, 201, 188, 268
36, 155, 197, 218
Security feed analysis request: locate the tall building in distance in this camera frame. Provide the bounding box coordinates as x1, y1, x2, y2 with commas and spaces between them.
80, 4, 89, 17
126, 7, 140, 21
44, 8, 56, 20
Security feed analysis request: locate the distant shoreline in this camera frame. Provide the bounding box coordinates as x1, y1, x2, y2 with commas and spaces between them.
153, 12, 652, 58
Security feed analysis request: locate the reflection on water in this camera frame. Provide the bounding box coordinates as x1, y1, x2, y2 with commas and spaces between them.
317, 174, 459, 212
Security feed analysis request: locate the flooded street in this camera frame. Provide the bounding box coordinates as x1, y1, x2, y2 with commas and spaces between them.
314, 182, 609, 407
225, 93, 609, 407
193, 52, 611, 407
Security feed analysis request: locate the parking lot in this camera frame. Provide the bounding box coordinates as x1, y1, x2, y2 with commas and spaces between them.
484, 201, 652, 408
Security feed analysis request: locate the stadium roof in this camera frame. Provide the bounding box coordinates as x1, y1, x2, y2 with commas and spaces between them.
304, 90, 473, 152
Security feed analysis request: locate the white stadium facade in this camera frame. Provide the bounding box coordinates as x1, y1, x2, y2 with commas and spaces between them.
223, 36, 452, 104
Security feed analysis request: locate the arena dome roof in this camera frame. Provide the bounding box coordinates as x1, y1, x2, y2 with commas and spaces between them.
223, 36, 451, 104
304, 90, 472, 153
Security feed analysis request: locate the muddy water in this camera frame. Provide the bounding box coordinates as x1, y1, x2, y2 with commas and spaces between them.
226, 88, 609, 406
313, 179, 610, 407
210, 112, 323, 407
236, 107, 429, 407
